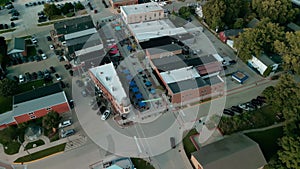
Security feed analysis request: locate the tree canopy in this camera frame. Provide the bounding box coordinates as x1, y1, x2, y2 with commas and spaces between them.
274, 31, 300, 74
42, 111, 61, 133
61, 2, 74, 15
43, 3, 61, 18
0, 78, 18, 97
234, 18, 284, 61
202, 0, 226, 30
252, 0, 299, 24
178, 6, 192, 19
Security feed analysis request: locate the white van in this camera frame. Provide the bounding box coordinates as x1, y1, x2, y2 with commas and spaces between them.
19, 75, 25, 83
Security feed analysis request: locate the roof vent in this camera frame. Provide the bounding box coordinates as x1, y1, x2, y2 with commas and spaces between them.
105, 76, 110, 81
146, 5, 148, 8
135, 7, 137, 9
112, 86, 117, 91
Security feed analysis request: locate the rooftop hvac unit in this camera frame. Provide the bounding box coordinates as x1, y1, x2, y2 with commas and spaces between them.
112, 86, 117, 91
105, 76, 110, 81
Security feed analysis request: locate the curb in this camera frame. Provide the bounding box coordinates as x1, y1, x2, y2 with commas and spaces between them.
13, 151, 64, 165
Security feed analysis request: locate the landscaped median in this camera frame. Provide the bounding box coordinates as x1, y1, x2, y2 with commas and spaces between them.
14, 143, 66, 164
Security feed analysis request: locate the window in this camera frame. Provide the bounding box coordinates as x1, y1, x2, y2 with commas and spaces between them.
28, 112, 34, 115
140, 16, 142, 19
154, 13, 156, 17
46, 107, 52, 111
30, 116, 36, 119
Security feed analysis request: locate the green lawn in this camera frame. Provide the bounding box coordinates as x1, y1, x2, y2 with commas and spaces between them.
25, 139, 45, 150
18, 79, 52, 93
26, 46, 36, 57
183, 128, 198, 158
14, 143, 66, 163
0, 28, 16, 34
131, 158, 155, 169
245, 126, 283, 161
0, 96, 12, 114
0, 0, 9, 5
4, 141, 21, 155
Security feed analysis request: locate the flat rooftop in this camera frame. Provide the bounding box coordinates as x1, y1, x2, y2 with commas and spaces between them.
151, 54, 218, 72
128, 20, 187, 42
147, 44, 182, 55
160, 66, 200, 84
54, 16, 94, 35
121, 2, 163, 15
64, 28, 97, 41
168, 77, 208, 94
89, 63, 127, 105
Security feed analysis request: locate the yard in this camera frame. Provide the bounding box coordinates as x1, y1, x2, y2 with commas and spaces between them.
18, 79, 52, 93
131, 158, 155, 169
245, 126, 283, 161
218, 105, 278, 135
14, 143, 66, 163
0, 0, 10, 6
25, 139, 45, 150
0, 96, 12, 114
182, 128, 198, 158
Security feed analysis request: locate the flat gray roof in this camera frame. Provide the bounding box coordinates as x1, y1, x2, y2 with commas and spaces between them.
168, 77, 208, 93
121, 2, 163, 15
192, 134, 267, 169
147, 44, 182, 55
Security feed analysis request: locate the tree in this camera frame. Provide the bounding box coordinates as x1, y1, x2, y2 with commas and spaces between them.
42, 111, 61, 133
202, 0, 226, 31
0, 78, 18, 96
274, 31, 300, 74
0, 36, 9, 72
233, 18, 244, 29
277, 136, 300, 169
75, 2, 84, 10
223, 0, 250, 27
178, 6, 191, 19
43, 4, 61, 18
252, 0, 299, 24
61, 2, 74, 15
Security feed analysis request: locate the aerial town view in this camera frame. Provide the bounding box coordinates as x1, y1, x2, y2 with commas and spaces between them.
0, 0, 299, 168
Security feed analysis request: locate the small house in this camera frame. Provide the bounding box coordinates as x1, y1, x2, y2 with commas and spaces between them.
7, 38, 26, 58
219, 29, 244, 43
248, 54, 279, 76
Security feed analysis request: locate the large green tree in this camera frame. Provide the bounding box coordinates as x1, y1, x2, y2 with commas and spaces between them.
178, 6, 191, 19
202, 0, 226, 31
43, 4, 61, 18
0, 78, 18, 96
277, 136, 300, 169
252, 0, 299, 24
274, 31, 300, 74
61, 2, 74, 15
234, 18, 284, 61
42, 111, 61, 133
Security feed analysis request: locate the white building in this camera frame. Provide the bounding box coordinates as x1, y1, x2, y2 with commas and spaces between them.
89, 63, 131, 115
120, 2, 165, 24
248, 54, 279, 76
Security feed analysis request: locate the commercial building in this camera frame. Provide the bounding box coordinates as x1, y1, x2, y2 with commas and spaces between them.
7, 37, 26, 58
191, 134, 267, 169
0, 83, 70, 129
109, 0, 138, 8
120, 2, 165, 24
89, 62, 131, 116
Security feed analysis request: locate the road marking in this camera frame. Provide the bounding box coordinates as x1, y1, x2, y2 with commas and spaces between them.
180, 110, 185, 117
134, 136, 142, 154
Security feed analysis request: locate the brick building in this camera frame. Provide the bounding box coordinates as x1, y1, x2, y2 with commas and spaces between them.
0, 83, 70, 129
109, 0, 138, 9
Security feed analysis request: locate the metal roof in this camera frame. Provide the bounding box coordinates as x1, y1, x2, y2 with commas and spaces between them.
64, 28, 97, 40
54, 16, 94, 35
160, 66, 200, 84
191, 134, 267, 169
13, 91, 68, 117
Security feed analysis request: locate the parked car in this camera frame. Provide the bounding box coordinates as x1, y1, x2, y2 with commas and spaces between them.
19, 74, 25, 83
58, 120, 72, 128
46, 36, 52, 41
11, 11, 19, 16
49, 66, 56, 73
44, 69, 50, 77
41, 53, 47, 60
64, 64, 71, 70
69, 70, 74, 76
25, 72, 32, 81
99, 106, 107, 114
31, 37, 38, 44
49, 44, 54, 50
231, 106, 243, 113
229, 60, 237, 65
10, 16, 18, 21
69, 100, 74, 108
61, 129, 75, 138
223, 109, 234, 116
37, 49, 43, 54
59, 80, 66, 88
55, 73, 61, 81
170, 137, 176, 149
31, 72, 38, 80
101, 110, 111, 120
34, 55, 41, 61
8, 9, 17, 14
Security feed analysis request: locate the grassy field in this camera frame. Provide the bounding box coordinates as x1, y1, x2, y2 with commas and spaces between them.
183, 128, 198, 158
25, 140, 45, 150
14, 143, 66, 163
18, 79, 52, 93
0, 96, 12, 114
131, 158, 155, 169
245, 126, 283, 161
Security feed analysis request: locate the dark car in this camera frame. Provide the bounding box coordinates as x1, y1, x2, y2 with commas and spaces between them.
256, 96, 266, 102
99, 106, 107, 114
69, 100, 74, 108
170, 137, 176, 149
10, 16, 18, 21
12, 11, 19, 16
31, 72, 38, 80
229, 60, 237, 65
59, 80, 66, 88
186, 17, 192, 22
33, 2, 37, 5
37, 49, 43, 55
49, 66, 56, 73
231, 106, 243, 113
34, 55, 41, 62
223, 109, 234, 116
25, 72, 32, 81
69, 70, 74, 76
64, 64, 71, 70
37, 71, 44, 78
46, 36, 52, 41
8, 9, 17, 14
